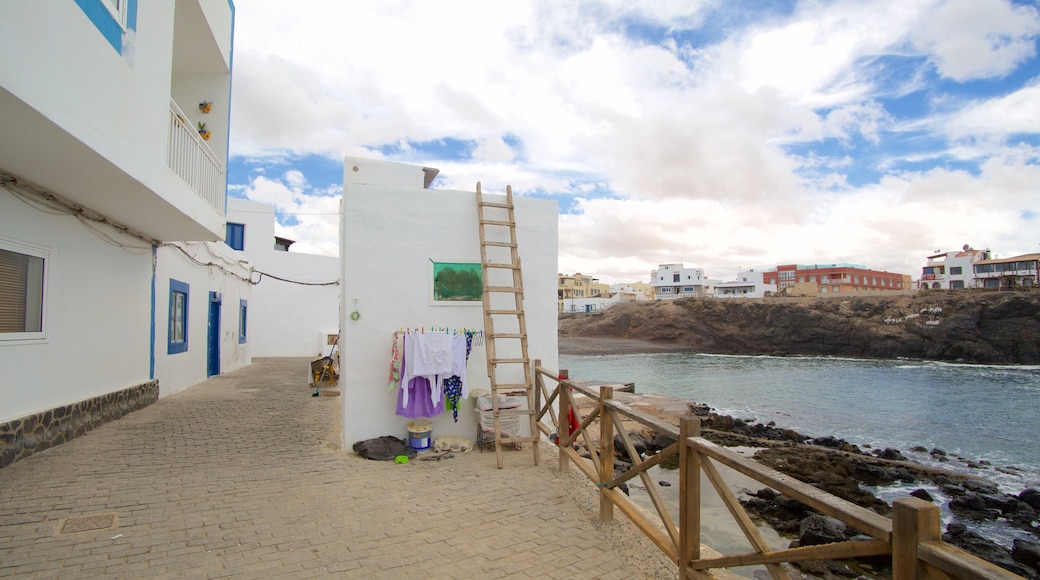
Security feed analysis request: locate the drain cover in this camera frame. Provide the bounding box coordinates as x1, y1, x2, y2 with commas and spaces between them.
60, 514, 116, 534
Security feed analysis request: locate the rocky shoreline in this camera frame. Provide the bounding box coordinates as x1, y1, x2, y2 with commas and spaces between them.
558, 292, 1040, 364
561, 339, 1040, 578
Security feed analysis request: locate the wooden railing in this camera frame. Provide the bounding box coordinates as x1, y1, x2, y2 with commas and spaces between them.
166, 99, 225, 213
532, 362, 1024, 579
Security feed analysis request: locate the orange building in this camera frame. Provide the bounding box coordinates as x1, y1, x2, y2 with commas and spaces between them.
762, 264, 911, 295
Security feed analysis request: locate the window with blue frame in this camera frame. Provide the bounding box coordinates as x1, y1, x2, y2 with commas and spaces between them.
168, 279, 189, 354
225, 223, 245, 251
238, 299, 247, 344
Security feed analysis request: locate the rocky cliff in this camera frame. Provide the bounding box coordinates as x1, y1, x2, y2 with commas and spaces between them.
558, 292, 1040, 364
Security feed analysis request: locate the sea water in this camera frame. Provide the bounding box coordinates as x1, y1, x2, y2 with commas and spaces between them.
559, 352, 1040, 555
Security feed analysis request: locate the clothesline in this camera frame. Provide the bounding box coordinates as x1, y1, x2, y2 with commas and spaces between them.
394, 328, 484, 345
388, 328, 479, 422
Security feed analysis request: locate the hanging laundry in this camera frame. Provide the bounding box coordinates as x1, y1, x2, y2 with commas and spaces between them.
386, 331, 402, 391
391, 329, 476, 420
395, 333, 446, 418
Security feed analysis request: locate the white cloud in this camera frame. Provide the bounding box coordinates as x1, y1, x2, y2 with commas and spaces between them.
229, 0, 1040, 285
913, 0, 1040, 82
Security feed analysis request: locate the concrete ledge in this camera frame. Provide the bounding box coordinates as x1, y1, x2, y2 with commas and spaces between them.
0, 380, 158, 468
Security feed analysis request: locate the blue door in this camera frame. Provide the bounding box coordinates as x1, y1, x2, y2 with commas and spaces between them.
207, 292, 221, 377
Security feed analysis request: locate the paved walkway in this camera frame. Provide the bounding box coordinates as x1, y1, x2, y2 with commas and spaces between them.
0, 358, 676, 579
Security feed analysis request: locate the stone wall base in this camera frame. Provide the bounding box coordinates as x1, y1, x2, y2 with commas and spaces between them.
0, 381, 159, 468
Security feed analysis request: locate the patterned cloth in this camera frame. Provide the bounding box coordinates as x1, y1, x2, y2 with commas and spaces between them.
443, 375, 463, 422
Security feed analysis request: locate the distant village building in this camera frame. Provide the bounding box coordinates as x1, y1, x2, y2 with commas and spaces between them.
972, 253, 1039, 289
762, 264, 911, 296
651, 263, 717, 299
714, 269, 776, 298
920, 247, 991, 290
558, 273, 610, 312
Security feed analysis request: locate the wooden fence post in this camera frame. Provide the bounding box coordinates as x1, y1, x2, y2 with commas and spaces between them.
599, 385, 614, 522
678, 416, 701, 578
892, 497, 940, 579
558, 375, 570, 472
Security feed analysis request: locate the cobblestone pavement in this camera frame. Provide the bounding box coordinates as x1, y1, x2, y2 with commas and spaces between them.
0, 358, 677, 579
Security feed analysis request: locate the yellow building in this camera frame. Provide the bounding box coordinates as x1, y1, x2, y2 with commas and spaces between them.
558, 273, 609, 311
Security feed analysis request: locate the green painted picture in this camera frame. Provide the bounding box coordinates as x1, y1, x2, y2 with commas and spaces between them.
432, 261, 483, 302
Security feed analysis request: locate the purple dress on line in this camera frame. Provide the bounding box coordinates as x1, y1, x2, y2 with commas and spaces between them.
395, 333, 445, 418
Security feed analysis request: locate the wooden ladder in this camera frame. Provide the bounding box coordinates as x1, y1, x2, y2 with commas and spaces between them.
476, 182, 540, 469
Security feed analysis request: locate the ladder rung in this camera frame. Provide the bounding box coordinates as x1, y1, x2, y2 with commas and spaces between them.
494, 408, 535, 416
478, 201, 513, 209
480, 219, 513, 227
483, 263, 520, 270
490, 358, 528, 364
486, 286, 522, 293
492, 384, 530, 391
487, 309, 523, 315
489, 332, 524, 339
483, 241, 516, 248
496, 436, 540, 445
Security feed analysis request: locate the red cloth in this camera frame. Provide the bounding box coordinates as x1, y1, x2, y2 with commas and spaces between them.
567, 408, 580, 436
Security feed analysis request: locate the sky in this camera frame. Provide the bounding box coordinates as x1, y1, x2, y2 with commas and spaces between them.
227, 0, 1040, 285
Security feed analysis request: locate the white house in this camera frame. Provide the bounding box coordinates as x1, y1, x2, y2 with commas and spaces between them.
972, 253, 1040, 289
651, 263, 716, 299
920, 247, 991, 290
608, 284, 653, 302
0, 1, 239, 467
714, 269, 776, 298
338, 158, 559, 449
226, 198, 340, 358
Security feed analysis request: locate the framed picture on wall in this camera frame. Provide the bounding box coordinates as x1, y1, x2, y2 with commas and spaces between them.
430, 260, 483, 304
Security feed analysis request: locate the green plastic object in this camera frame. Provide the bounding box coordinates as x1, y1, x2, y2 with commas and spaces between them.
394, 455, 409, 464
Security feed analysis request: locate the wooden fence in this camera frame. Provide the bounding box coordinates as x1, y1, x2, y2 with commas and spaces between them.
531, 361, 1024, 579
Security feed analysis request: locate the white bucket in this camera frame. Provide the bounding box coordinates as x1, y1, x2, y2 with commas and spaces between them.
407, 420, 432, 452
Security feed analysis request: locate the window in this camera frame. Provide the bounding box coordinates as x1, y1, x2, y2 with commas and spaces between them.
238, 299, 247, 344
951, 280, 964, 289
102, 0, 129, 27
168, 279, 189, 354
0, 242, 46, 340
225, 223, 245, 251
673, 273, 680, 282
683, 286, 694, 292
950, 266, 962, 275
660, 287, 672, 293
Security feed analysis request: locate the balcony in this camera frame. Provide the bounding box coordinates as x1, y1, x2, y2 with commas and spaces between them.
167, 99, 225, 213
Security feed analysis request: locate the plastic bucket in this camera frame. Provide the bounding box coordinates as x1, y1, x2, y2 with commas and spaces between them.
407, 420, 432, 452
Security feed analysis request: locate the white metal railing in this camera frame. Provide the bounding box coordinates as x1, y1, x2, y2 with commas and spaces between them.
167, 99, 225, 213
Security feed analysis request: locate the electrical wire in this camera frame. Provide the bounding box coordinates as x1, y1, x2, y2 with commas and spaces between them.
3, 170, 340, 287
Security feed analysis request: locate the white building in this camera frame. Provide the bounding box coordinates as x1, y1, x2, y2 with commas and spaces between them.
651, 263, 716, 299
338, 158, 559, 449
972, 253, 1040, 289
714, 270, 776, 298
226, 199, 340, 357
0, 1, 239, 467
920, 247, 991, 290
608, 284, 653, 302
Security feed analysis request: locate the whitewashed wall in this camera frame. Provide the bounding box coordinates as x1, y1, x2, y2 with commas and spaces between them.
226, 199, 340, 357
153, 242, 251, 397
0, 193, 152, 424
339, 158, 559, 448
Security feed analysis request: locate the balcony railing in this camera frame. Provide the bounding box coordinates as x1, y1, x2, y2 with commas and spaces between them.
166, 99, 225, 213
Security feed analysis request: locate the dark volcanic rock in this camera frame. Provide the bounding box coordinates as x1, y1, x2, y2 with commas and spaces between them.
1020, 488, 1040, 511
944, 523, 1037, 578
798, 514, 849, 546
558, 292, 1040, 364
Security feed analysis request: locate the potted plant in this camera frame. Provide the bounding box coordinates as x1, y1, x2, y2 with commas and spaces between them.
199, 101, 212, 113
197, 121, 211, 141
